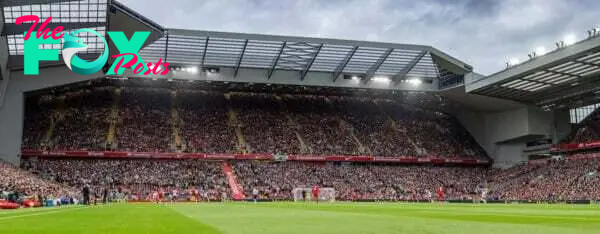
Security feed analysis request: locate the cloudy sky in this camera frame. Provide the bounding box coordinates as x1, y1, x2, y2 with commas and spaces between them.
120, 0, 600, 75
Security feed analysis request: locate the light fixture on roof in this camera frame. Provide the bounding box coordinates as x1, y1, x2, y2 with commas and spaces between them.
407, 78, 422, 86
371, 76, 391, 83
588, 28, 600, 38
344, 74, 364, 80
564, 34, 576, 46
188, 66, 198, 74
204, 67, 220, 73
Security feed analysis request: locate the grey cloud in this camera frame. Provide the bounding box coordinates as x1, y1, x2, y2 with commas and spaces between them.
120, 0, 600, 75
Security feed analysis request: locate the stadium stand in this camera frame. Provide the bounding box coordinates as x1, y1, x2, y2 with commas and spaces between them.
1, 159, 77, 202
490, 158, 600, 201
178, 90, 238, 153
14, 82, 600, 202
231, 161, 491, 201
21, 158, 228, 201
21, 84, 488, 159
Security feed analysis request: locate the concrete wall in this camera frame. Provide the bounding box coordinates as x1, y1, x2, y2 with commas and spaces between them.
453, 105, 569, 167
0, 67, 102, 165
553, 109, 571, 143
0, 36, 8, 108
0, 8, 8, 108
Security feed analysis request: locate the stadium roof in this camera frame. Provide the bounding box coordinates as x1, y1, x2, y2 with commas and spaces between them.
138, 29, 473, 82
2, 0, 109, 55
1, 0, 164, 69
1, 0, 472, 85
467, 34, 600, 109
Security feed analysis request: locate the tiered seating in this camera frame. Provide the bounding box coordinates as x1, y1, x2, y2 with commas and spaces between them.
22, 85, 488, 159
23, 158, 229, 200
332, 97, 417, 156
12, 155, 600, 201
116, 88, 172, 152
230, 93, 300, 154
493, 158, 600, 200
22, 96, 53, 149
283, 95, 360, 155
52, 87, 113, 150
571, 126, 598, 143
1, 160, 77, 199
179, 91, 237, 153
232, 161, 490, 200
380, 101, 485, 158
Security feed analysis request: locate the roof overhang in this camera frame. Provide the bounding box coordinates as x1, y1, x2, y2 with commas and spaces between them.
2, 0, 164, 69
467, 34, 600, 109
137, 28, 472, 88
2, 0, 471, 93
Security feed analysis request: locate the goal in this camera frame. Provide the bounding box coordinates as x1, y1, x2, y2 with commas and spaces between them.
292, 187, 336, 202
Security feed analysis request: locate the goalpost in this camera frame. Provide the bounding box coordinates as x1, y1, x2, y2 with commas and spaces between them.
292, 187, 336, 202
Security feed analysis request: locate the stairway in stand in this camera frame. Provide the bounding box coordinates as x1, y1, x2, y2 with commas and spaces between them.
224, 93, 247, 153
170, 90, 185, 152
41, 97, 66, 148
222, 161, 245, 200
105, 88, 121, 150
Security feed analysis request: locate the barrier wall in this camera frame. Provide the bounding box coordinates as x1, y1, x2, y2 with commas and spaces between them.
20, 149, 491, 165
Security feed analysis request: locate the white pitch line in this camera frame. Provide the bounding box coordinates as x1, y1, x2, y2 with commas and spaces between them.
0, 206, 66, 215
0, 206, 89, 221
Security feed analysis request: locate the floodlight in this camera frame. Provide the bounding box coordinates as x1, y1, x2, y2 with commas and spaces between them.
371, 76, 390, 83
407, 78, 422, 85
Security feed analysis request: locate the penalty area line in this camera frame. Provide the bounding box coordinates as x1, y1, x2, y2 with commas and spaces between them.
0, 206, 90, 221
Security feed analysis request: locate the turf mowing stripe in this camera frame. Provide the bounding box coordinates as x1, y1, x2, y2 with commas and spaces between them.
0, 206, 70, 216
0, 206, 89, 221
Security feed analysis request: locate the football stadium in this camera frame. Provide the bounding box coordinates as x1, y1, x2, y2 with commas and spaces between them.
1, 0, 600, 233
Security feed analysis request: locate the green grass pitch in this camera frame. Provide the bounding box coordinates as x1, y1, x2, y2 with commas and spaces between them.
1, 202, 599, 233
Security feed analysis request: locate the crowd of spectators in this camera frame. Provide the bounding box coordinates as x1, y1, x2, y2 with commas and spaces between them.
283, 95, 361, 155
379, 100, 485, 158
232, 161, 490, 201
22, 96, 53, 149
22, 85, 488, 159
2, 154, 598, 202
569, 126, 598, 143
21, 158, 229, 201
116, 88, 172, 152
178, 90, 237, 153
1, 160, 77, 202
230, 93, 300, 154
491, 158, 600, 200
51, 87, 113, 151
332, 97, 417, 157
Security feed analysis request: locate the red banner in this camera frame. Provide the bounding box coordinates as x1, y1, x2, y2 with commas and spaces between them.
20, 149, 490, 165
551, 140, 600, 152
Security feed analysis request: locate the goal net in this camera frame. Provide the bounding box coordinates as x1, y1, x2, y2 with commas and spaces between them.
292, 187, 336, 202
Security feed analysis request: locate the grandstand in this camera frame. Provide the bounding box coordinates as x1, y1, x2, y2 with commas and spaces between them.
0, 1, 600, 233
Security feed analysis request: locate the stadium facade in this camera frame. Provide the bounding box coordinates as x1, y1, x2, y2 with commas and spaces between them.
1, 0, 596, 168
